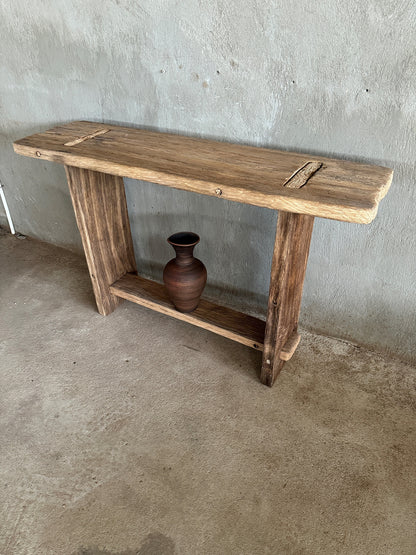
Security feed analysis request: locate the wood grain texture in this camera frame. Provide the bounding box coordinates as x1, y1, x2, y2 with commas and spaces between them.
110, 273, 266, 350
65, 166, 137, 315
64, 128, 109, 146
261, 212, 314, 386
14, 121, 393, 224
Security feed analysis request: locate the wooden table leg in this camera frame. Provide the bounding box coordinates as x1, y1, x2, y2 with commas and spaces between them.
260, 211, 314, 387
65, 166, 137, 316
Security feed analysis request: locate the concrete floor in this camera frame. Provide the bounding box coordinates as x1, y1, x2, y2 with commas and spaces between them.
1, 228, 416, 555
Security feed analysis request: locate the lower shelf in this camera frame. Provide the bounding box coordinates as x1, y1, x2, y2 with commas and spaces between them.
110, 273, 266, 350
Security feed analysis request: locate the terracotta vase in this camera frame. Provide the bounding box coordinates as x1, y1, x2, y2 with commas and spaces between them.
163, 232, 207, 313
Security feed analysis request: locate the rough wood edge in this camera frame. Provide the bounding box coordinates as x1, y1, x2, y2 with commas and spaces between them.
279, 332, 301, 361
375, 170, 394, 202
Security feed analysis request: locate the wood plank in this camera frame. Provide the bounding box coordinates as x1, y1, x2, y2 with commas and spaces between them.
14, 121, 393, 224
110, 273, 265, 350
65, 166, 137, 315
279, 332, 301, 361
261, 212, 314, 386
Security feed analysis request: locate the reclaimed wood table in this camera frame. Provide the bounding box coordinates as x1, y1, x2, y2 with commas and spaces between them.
14, 122, 392, 386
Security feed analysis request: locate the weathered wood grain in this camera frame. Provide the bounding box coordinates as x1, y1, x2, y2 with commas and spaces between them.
110, 273, 266, 350
65, 166, 137, 315
261, 212, 314, 386
64, 128, 109, 146
283, 161, 323, 189
14, 121, 393, 224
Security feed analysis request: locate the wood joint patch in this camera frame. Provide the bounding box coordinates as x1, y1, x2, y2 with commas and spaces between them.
64, 128, 109, 147
283, 161, 323, 189
279, 332, 301, 361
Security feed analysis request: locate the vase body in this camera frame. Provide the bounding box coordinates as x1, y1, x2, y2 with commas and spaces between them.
163, 232, 207, 313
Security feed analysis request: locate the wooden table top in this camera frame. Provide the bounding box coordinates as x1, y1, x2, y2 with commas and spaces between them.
13, 120, 392, 223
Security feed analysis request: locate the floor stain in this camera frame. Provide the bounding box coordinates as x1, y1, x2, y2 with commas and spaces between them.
76, 532, 175, 555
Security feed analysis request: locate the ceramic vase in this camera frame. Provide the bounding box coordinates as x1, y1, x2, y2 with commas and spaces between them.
163, 232, 207, 313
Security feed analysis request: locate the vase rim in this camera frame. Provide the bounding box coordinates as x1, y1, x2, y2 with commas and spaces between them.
168, 231, 200, 247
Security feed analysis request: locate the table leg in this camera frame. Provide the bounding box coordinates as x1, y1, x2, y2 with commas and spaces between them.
65, 166, 137, 315
261, 211, 314, 386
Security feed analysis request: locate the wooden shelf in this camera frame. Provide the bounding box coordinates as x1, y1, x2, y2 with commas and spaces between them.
13, 120, 393, 224
110, 273, 266, 351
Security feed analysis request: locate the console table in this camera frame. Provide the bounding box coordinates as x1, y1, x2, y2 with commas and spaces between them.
13, 121, 392, 386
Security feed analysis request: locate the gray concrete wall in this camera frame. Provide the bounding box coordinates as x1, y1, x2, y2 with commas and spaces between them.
1, 1, 415, 363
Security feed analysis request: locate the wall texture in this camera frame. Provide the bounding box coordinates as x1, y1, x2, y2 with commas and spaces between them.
1, 1, 415, 363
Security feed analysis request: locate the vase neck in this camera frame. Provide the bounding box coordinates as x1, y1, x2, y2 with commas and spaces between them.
173, 244, 195, 265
